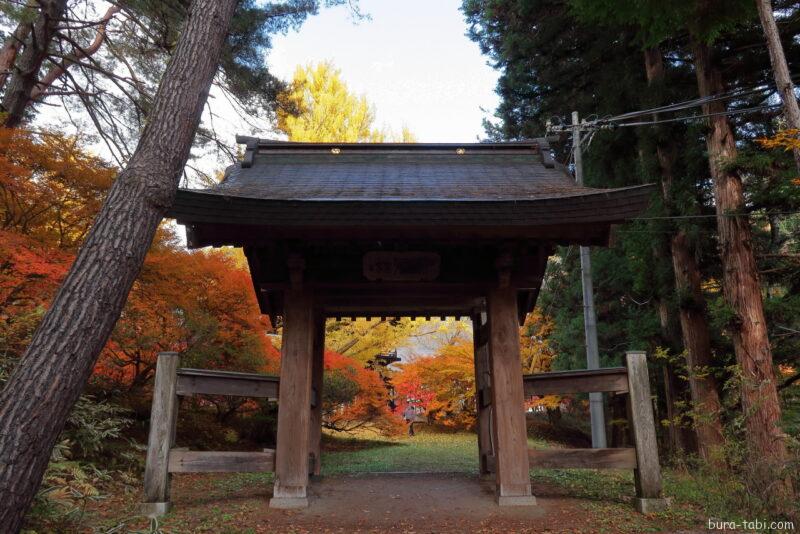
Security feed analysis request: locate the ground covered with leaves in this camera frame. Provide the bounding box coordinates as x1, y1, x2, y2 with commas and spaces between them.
22, 428, 792, 534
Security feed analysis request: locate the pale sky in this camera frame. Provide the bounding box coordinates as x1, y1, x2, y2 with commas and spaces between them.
264, 0, 499, 143
34, 0, 500, 173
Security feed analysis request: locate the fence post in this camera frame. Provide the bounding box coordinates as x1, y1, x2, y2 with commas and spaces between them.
626, 351, 670, 513
142, 351, 180, 516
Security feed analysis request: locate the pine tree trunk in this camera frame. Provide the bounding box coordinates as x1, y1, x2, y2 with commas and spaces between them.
643, 47, 725, 460
0, 0, 66, 128
0, 0, 237, 529
691, 40, 789, 476
0, 3, 35, 92
756, 0, 800, 168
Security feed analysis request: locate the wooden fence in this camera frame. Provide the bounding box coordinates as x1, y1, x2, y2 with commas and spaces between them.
487, 351, 670, 513
141, 352, 280, 516
142, 350, 669, 516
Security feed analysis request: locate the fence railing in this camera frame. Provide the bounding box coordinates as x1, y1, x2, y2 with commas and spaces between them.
518, 351, 670, 513
141, 352, 280, 516
141, 351, 669, 516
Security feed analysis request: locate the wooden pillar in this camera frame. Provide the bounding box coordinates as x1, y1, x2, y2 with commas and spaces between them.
626, 351, 670, 513
271, 288, 315, 509
309, 312, 325, 476
487, 287, 536, 506
142, 352, 180, 517
472, 311, 495, 479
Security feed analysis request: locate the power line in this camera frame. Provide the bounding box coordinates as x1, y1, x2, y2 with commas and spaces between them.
608, 103, 781, 128
546, 77, 791, 134
548, 103, 780, 133
603, 82, 778, 123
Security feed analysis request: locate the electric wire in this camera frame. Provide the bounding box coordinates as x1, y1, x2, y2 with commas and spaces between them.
603, 81, 780, 122
606, 103, 781, 128
545, 77, 792, 134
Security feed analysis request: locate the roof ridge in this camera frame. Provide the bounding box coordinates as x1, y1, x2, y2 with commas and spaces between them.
234, 135, 554, 169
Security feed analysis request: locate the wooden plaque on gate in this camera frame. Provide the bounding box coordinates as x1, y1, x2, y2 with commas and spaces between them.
363, 251, 441, 281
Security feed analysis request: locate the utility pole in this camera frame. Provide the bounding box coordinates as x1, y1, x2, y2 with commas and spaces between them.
572, 111, 607, 448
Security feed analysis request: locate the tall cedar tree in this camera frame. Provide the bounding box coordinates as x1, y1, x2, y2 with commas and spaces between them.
462, 0, 703, 453
0, 0, 238, 528
569, 0, 792, 498
464, 0, 800, 474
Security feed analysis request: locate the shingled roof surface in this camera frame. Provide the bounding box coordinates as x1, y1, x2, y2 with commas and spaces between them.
196, 140, 645, 201
168, 139, 654, 228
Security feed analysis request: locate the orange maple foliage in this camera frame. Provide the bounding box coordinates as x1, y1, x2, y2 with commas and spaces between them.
519, 311, 561, 411
94, 241, 279, 391
322, 349, 403, 434
394, 339, 476, 429
0, 128, 278, 400
0, 229, 73, 360
0, 128, 115, 249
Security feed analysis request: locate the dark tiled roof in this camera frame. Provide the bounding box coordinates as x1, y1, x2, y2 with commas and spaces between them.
197, 139, 622, 201
168, 139, 655, 229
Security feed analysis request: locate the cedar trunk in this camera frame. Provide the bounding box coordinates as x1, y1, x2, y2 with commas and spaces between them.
691, 41, 788, 470
0, 0, 66, 128
643, 47, 724, 459
0, 0, 237, 530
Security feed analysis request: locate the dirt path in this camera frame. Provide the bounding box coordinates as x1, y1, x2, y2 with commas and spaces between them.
102, 472, 699, 533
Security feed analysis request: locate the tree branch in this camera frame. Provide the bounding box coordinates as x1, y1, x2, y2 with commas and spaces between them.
28, 5, 121, 103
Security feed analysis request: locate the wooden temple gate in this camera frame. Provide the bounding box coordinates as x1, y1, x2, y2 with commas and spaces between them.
142, 138, 669, 514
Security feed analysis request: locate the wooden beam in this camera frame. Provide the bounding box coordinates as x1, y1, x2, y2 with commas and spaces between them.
309, 313, 325, 476
176, 368, 279, 398
626, 352, 665, 505
272, 288, 314, 509
487, 287, 536, 506
142, 352, 180, 514
185, 220, 612, 247
524, 367, 628, 397
479, 387, 492, 409
472, 312, 494, 478
484, 453, 497, 473
168, 450, 275, 473
528, 448, 637, 469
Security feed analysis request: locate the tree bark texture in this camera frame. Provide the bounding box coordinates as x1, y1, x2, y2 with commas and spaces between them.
0, 4, 35, 92
1, 0, 66, 128
0, 0, 237, 530
692, 40, 788, 468
756, 0, 800, 168
643, 47, 725, 460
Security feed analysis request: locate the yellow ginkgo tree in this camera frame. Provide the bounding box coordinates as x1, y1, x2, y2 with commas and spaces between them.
276, 61, 414, 143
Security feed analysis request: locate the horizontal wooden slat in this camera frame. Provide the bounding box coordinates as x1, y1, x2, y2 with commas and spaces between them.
524, 367, 628, 396
168, 450, 275, 473
176, 368, 279, 398
528, 447, 637, 469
